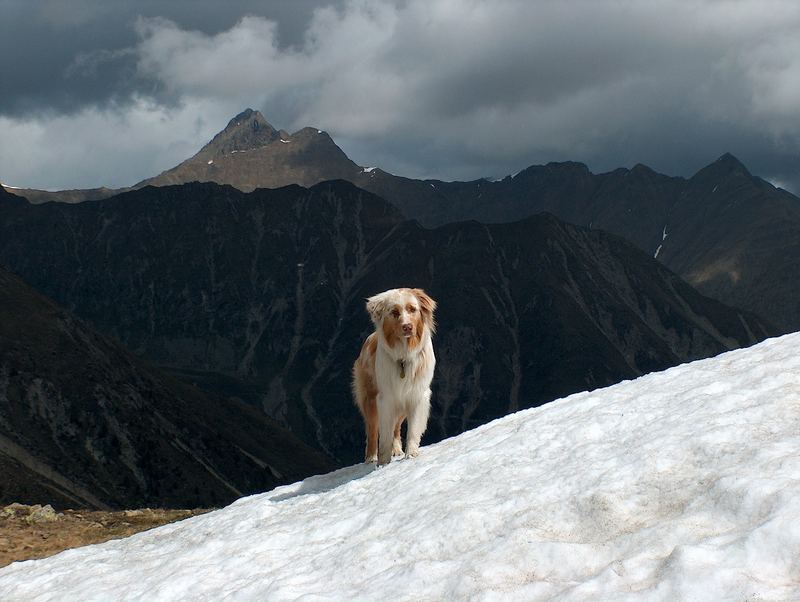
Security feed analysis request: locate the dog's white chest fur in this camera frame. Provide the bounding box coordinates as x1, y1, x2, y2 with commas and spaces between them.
375, 338, 435, 409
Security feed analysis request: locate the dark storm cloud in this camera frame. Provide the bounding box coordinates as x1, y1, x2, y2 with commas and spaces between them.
1, 0, 799, 194
0, 0, 338, 116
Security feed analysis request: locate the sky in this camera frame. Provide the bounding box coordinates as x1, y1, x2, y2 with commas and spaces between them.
1, 0, 799, 193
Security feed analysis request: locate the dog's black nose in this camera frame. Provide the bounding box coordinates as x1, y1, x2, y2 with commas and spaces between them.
402, 323, 413, 334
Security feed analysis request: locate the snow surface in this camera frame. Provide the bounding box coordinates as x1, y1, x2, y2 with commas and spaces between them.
655, 226, 669, 258
361, 166, 377, 173
2, 334, 800, 600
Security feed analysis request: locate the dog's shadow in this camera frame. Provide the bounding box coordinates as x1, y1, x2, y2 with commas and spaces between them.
267, 462, 377, 502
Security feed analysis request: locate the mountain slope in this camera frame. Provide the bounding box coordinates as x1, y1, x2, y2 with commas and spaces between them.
1, 333, 797, 600
137, 109, 362, 190
0, 181, 772, 463
355, 156, 800, 332
0, 186, 125, 205
659, 154, 800, 333
8, 110, 799, 330
0, 265, 333, 509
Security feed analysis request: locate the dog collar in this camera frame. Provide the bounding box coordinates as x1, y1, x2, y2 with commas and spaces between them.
398, 359, 406, 379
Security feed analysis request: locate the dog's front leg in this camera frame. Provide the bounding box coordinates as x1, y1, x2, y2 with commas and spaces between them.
392, 416, 405, 457
405, 390, 431, 459
377, 397, 397, 466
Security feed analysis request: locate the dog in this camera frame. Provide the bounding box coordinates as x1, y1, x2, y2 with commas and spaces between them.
352, 288, 437, 465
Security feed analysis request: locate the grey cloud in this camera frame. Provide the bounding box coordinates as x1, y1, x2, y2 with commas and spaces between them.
1, 0, 799, 194
0, 0, 338, 117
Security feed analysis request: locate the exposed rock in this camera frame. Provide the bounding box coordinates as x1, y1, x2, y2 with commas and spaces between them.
0, 264, 334, 509
25, 504, 59, 524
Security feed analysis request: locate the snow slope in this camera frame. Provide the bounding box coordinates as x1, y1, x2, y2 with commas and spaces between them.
2, 333, 799, 600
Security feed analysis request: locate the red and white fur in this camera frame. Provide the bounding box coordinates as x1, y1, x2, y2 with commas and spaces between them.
352, 288, 437, 465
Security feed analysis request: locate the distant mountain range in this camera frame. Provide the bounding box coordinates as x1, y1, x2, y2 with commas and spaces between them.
0, 245, 333, 509
0, 181, 772, 463
7, 109, 799, 332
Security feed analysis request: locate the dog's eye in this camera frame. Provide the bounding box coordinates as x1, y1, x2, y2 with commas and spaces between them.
391, 310, 400, 318
408, 307, 417, 313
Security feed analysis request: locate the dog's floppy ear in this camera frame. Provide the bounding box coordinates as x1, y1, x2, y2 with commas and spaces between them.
412, 289, 437, 334
365, 293, 388, 326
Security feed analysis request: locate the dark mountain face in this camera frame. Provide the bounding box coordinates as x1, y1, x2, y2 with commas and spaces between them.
147, 113, 800, 335
658, 155, 800, 335
0, 182, 772, 464
0, 264, 333, 510
9, 110, 797, 332
356, 156, 800, 333
15, 109, 796, 332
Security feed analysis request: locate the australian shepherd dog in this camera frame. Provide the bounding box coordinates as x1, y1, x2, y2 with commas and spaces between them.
352, 288, 437, 465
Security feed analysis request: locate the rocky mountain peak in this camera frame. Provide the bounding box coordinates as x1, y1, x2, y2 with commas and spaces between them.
629, 163, 656, 176
709, 152, 751, 176
715, 152, 748, 169
688, 152, 753, 187
136, 108, 361, 191
224, 108, 271, 131
202, 109, 280, 156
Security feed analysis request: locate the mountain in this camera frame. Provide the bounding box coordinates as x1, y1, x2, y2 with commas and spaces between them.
1, 186, 125, 205
0, 264, 333, 510
8, 110, 799, 331
137, 109, 363, 190
0, 181, 772, 463
0, 108, 359, 203
385, 153, 800, 334
2, 332, 798, 599
12, 110, 796, 332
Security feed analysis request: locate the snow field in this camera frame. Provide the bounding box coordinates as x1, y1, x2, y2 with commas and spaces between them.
1, 333, 799, 600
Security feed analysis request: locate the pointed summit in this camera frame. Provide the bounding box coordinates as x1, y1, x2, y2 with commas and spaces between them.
227, 108, 259, 125
203, 108, 279, 156
136, 109, 361, 191
706, 152, 750, 176
688, 152, 752, 187
714, 152, 749, 173
223, 108, 274, 134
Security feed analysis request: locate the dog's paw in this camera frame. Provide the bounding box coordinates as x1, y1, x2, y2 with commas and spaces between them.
405, 449, 419, 459
364, 454, 377, 464
391, 446, 404, 458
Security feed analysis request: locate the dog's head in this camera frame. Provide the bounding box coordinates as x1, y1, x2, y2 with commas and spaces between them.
366, 288, 437, 349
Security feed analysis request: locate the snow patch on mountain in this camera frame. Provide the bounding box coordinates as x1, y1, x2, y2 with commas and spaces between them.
1, 333, 799, 600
